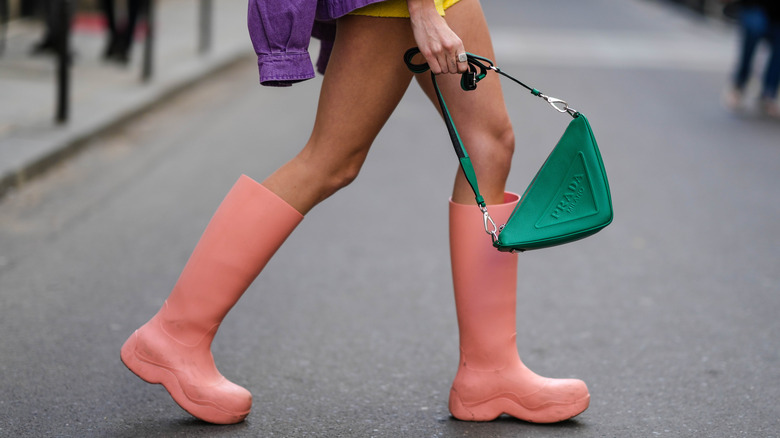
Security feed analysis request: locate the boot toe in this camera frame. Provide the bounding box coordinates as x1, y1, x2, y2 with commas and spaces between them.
449, 370, 590, 423
178, 378, 253, 424
121, 326, 252, 424
516, 378, 590, 423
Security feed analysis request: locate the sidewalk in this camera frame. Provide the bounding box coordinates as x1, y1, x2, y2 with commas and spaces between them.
0, 0, 252, 198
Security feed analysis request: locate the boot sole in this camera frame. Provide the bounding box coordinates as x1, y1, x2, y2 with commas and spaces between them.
449, 387, 590, 423
120, 331, 250, 424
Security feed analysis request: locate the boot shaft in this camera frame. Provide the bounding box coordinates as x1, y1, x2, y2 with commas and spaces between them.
449, 193, 521, 369
161, 175, 303, 344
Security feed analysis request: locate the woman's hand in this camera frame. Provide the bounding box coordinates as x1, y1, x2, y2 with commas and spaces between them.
408, 0, 468, 74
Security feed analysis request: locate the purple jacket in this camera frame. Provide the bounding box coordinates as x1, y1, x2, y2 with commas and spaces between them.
247, 0, 385, 87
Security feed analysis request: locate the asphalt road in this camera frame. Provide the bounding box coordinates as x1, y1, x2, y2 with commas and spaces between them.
1, 1, 779, 437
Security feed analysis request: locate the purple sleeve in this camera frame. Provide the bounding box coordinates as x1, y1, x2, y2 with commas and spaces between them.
247, 0, 317, 87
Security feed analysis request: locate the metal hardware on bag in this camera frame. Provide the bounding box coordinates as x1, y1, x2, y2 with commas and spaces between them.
538, 93, 579, 118
497, 224, 518, 252
405, 48, 592, 250
487, 65, 580, 118
462, 71, 478, 90
480, 206, 499, 243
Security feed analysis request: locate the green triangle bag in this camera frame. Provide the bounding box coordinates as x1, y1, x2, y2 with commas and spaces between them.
404, 48, 613, 252
495, 113, 612, 251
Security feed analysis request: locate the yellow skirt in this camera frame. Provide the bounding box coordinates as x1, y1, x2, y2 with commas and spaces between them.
350, 0, 462, 17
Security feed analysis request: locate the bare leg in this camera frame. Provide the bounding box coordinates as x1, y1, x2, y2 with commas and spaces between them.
426, 0, 591, 423
262, 15, 420, 215
414, 0, 515, 206
124, 10, 520, 426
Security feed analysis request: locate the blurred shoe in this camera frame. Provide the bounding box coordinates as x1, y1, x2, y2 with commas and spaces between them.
104, 47, 130, 66
723, 87, 744, 112
760, 98, 780, 119
112, 48, 131, 65
30, 37, 56, 55
104, 34, 132, 66
102, 35, 121, 60
30, 36, 76, 64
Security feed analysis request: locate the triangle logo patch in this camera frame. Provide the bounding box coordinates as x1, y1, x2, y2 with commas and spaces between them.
535, 152, 599, 229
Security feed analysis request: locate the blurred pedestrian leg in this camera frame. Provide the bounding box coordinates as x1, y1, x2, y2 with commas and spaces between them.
30, 0, 69, 55
733, 6, 768, 90
725, 1, 780, 117
759, 22, 780, 116
101, 0, 142, 64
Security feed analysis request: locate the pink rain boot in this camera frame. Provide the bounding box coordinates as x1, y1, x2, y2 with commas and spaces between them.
121, 175, 302, 424
448, 193, 590, 423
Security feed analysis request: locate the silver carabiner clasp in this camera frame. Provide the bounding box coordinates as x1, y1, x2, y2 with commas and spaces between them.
539, 93, 579, 118
480, 206, 499, 244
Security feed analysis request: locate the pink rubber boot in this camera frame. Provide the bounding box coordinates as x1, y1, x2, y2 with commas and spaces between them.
121, 175, 302, 424
448, 193, 590, 423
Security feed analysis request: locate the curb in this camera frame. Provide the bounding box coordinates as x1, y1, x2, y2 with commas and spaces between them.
0, 47, 254, 200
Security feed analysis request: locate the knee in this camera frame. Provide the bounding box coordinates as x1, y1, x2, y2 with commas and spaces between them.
325, 159, 363, 193
482, 119, 515, 176
495, 122, 516, 166
298, 144, 368, 200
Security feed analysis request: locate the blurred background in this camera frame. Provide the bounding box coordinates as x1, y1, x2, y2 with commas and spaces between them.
0, 0, 778, 437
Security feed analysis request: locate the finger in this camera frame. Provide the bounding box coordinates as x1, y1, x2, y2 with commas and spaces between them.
418, 47, 442, 74
429, 58, 443, 74
437, 54, 451, 74
444, 47, 458, 74
448, 57, 459, 74
443, 46, 458, 74
455, 52, 468, 73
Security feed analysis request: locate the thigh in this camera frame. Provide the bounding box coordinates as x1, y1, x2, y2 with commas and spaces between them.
309, 15, 417, 159
262, 15, 418, 213
414, 0, 515, 205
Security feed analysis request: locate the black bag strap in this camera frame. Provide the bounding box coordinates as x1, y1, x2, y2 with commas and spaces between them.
404, 48, 488, 209
403, 47, 580, 239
